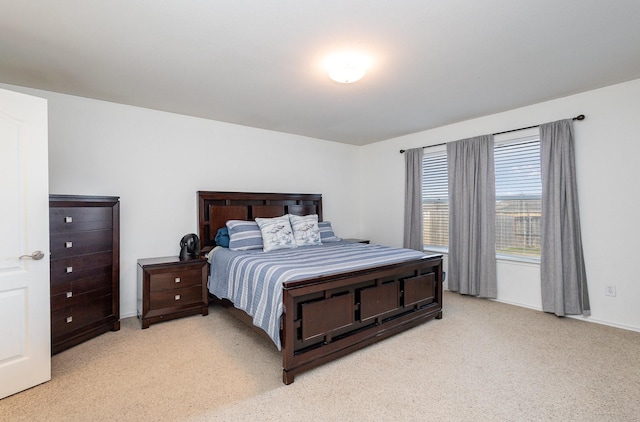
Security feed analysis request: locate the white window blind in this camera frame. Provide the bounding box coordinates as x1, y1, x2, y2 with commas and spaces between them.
494, 137, 541, 258
422, 150, 449, 248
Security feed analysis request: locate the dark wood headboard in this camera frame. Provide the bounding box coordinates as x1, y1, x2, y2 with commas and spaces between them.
197, 191, 323, 254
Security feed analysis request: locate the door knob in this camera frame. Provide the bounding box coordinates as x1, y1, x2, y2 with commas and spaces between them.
19, 250, 45, 260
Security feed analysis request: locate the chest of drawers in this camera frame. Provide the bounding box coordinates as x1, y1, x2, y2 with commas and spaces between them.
49, 195, 120, 354
137, 256, 208, 329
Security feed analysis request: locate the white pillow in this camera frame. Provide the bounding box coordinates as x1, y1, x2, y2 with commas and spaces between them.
255, 215, 297, 252
289, 214, 322, 247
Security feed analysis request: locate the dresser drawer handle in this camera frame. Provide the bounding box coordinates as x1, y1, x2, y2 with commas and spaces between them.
66, 291, 73, 298
66, 316, 73, 323
174, 294, 181, 301
66, 266, 73, 273
174, 277, 181, 283
64, 216, 73, 223
65, 241, 73, 248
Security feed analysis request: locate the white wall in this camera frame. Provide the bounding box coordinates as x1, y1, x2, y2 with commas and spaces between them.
4, 79, 639, 333
1, 83, 362, 318
359, 78, 640, 332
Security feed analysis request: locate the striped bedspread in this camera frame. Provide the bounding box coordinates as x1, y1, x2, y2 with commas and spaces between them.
208, 241, 427, 350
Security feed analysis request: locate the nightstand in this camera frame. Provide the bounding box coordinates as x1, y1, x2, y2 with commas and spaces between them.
137, 256, 208, 329
342, 238, 370, 244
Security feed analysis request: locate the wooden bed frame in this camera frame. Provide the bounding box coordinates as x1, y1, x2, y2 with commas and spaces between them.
198, 191, 443, 384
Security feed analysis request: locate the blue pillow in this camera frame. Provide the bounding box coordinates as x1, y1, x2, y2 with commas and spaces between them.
226, 220, 264, 251
319, 221, 341, 242
214, 227, 230, 248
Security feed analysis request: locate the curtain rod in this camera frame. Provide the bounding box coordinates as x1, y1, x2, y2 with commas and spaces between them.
399, 114, 585, 153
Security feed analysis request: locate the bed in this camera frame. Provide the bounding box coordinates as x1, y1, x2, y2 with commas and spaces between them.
198, 191, 443, 384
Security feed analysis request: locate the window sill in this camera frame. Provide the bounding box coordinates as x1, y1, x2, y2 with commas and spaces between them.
423, 247, 540, 266
423, 246, 449, 255
496, 254, 540, 266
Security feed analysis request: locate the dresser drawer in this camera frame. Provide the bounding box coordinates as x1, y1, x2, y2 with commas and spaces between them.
51, 266, 112, 311
149, 285, 204, 310
50, 206, 113, 233
149, 267, 204, 291
51, 294, 114, 337
51, 265, 112, 297
50, 229, 113, 259
51, 251, 112, 282
51, 251, 113, 271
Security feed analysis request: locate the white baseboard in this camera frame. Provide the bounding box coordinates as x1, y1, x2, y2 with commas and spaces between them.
121, 310, 138, 319
491, 297, 640, 333
445, 289, 640, 334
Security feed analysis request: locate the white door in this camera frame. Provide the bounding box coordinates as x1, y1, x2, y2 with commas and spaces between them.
0, 87, 50, 399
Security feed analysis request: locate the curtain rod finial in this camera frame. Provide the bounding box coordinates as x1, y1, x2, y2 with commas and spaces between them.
574, 114, 585, 121
399, 149, 406, 154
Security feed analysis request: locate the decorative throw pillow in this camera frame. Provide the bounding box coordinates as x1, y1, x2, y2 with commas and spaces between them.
226, 220, 264, 251
318, 221, 341, 242
255, 215, 297, 252
289, 214, 322, 247
214, 227, 230, 248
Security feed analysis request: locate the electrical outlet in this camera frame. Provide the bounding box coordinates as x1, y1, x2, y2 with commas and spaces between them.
605, 284, 616, 297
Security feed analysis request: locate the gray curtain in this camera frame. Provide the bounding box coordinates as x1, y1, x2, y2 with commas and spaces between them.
540, 119, 590, 316
403, 147, 424, 251
447, 135, 497, 298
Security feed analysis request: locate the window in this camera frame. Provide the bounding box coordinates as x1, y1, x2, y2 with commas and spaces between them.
421, 135, 542, 259
494, 136, 541, 258
422, 149, 448, 250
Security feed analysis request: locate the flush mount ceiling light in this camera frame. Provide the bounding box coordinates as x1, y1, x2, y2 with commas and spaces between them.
325, 52, 370, 84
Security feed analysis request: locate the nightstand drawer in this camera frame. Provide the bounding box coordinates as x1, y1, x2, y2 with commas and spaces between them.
50, 229, 113, 259
149, 285, 204, 310
149, 267, 204, 291
50, 206, 113, 233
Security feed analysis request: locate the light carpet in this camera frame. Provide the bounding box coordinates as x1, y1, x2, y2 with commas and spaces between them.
1, 291, 639, 421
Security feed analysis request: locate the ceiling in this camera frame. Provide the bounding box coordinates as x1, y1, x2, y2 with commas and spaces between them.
2, 1, 640, 146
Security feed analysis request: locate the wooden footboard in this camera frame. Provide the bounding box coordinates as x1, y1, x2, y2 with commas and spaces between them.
281, 255, 443, 384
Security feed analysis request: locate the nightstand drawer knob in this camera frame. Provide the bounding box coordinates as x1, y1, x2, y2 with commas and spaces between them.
174, 294, 181, 301
174, 277, 181, 283
66, 266, 73, 273
66, 291, 73, 298
64, 216, 73, 223
65, 241, 73, 248
66, 316, 73, 323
